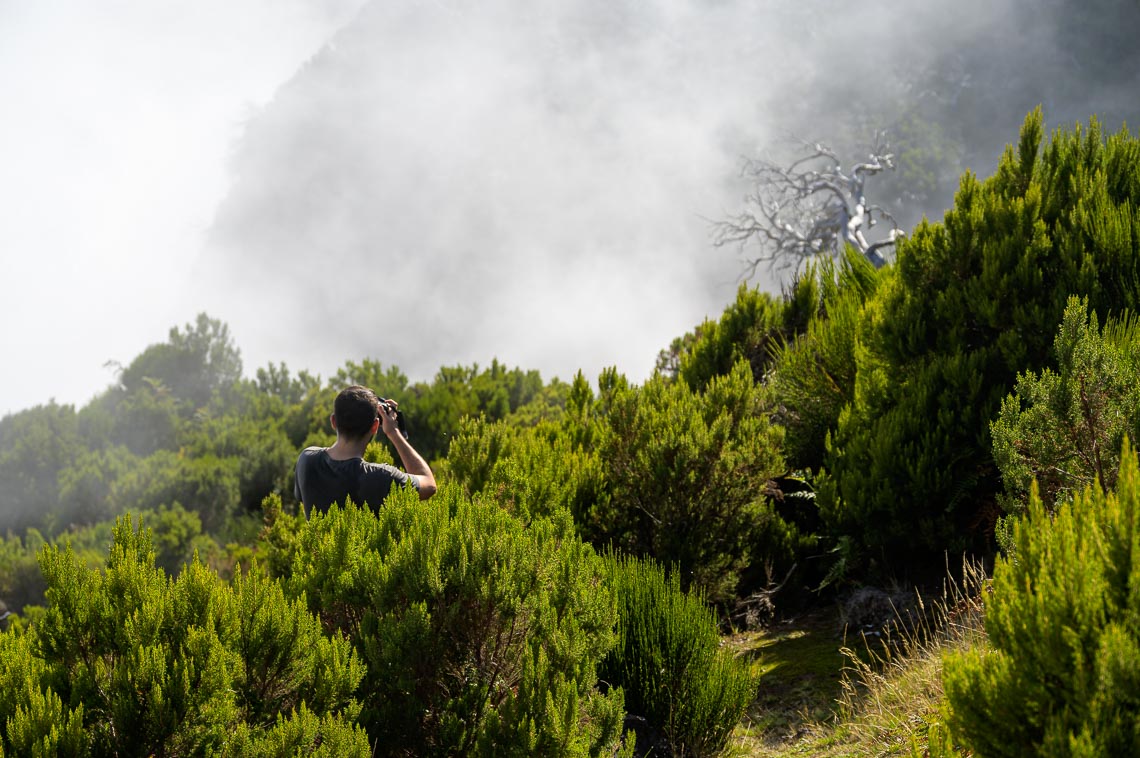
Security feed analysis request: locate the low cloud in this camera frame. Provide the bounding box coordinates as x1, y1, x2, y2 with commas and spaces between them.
4, 0, 1137, 414
201, 0, 1131, 387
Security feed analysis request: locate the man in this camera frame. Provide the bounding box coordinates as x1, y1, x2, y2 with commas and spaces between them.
294, 384, 437, 515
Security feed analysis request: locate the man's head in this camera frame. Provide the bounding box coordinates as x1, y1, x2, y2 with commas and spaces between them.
332, 385, 379, 441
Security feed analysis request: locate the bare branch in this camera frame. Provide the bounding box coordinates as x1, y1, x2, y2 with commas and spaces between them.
715, 136, 903, 277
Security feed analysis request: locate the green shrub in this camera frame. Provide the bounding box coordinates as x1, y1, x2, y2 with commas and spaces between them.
449, 377, 820, 622
770, 250, 885, 473
820, 111, 1140, 572
992, 296, 1140, 518
593, 362, 788, 604
229, 703, 377, 756
943, 440, 1140, 756
447, 361, 795, 607
444, 416, 607, 525
670, 284, 795, 391
277, 486, 628, 757
599, 552, 760, 757
0, 514, 368, 755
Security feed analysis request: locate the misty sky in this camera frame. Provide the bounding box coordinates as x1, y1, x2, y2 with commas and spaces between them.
0, 0, 363, 415
3, 0, 1129, 417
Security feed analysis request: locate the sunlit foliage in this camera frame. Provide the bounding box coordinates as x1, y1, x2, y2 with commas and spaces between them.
992, 296, 1140, 518
820, 110, 1140, 572
943, 441, 1140, 756
0, 515, 368, 755
265, 487, 629, 757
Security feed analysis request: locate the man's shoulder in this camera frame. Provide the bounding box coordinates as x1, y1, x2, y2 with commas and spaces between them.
295, 447, 329, 473
360, 461, 418, 491
359, 460, 400, 476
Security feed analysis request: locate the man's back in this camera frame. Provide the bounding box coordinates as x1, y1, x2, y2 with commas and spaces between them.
294, 447, 419, 515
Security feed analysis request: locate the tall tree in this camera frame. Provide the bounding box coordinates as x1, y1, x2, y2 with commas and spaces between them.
0, 402, 82, 533
120, 313, 243, 410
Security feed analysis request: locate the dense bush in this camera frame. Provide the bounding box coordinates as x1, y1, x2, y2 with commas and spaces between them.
0, 515, 367, 755
943, 441, 1140, 756
268, 487, 629, 757
992, 296, 1140, 517
600, 552, 760, 758
663, 284, 800, 391
591, 362, 790, 604
770, 250, 885, 473
448, 361, 795, 606
445, 416, 605, 525
819, 110, 1140, 572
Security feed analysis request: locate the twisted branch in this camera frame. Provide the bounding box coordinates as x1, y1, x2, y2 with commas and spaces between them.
715, 135, 902, 276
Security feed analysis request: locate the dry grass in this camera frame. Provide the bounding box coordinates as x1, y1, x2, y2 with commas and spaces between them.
729, 557, 988, 757
832, 556, 987, 753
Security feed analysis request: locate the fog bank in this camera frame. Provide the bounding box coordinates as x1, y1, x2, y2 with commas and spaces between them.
3, 0, 1137, 415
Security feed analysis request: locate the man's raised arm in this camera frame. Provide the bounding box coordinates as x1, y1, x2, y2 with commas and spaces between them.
379, 401, 437, 500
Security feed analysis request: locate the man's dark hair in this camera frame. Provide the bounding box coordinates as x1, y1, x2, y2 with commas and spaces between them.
334, 385, 379, 440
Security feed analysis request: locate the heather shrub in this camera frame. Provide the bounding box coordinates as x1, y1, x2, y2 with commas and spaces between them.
943, 440, 1140, 756
599, 552, 760, 757
276, 486, 629, 757
0, 514, 368, 755
992, 296, 1140, 518
586, 362, 788, 605
770, 250, 885, 473
444, 415, 606, 525
821, 112, 1140, 572
448, 361, 794, 607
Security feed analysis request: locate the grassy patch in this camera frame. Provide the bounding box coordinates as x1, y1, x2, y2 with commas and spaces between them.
727, 559, 987, 757
727, 606, 849, 755
829, 560, 986, 756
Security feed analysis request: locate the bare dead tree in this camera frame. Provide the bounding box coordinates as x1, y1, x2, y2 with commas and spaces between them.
715, 134, 903, 278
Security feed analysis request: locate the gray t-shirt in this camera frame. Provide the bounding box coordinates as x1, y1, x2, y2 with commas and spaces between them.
294, 447, 418, 515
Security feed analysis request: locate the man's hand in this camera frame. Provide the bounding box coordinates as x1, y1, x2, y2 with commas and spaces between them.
377, 397, 437, 500
378, 398, 401, 440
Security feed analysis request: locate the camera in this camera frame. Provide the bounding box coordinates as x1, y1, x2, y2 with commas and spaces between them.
377, 398, 410, 440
